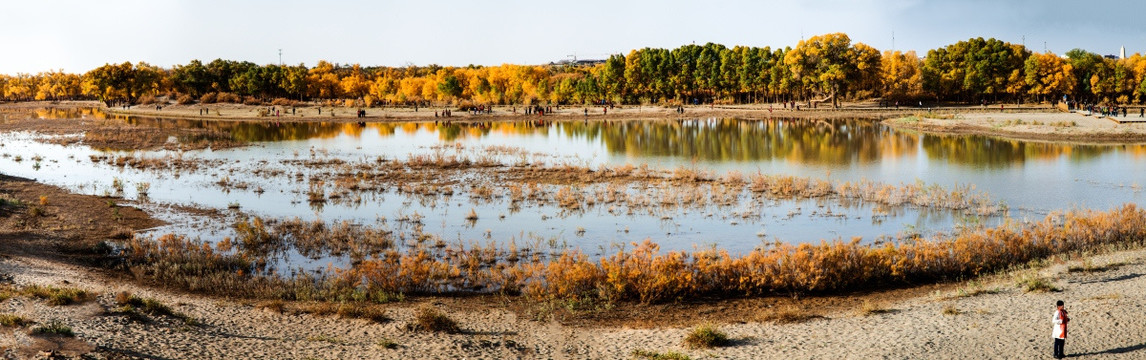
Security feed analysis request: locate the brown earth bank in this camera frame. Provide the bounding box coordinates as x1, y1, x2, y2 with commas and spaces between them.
2, 172, 1146, 358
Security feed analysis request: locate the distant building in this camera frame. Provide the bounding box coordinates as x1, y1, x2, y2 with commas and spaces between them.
1104, 54, 1119, 60
1121, 46, 1126, 59
548, 59, 605, 67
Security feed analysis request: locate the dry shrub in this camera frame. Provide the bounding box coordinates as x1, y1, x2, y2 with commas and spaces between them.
242, 96, 262, 105
217, 92, 241, 103
176, 94, 195, 105
138, 95, 158, 105
682, 323, 729, 349
410, 305, 460, 333
199, 92, 218, 104
271, 98, 295, 106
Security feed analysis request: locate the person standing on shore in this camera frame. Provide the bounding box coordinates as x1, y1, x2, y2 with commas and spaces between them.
1053, 300, 1069, 359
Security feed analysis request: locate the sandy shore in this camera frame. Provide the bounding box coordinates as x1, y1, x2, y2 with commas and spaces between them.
76, 101, 1146, 143
0, 243, 1143, 359
884, 111, 1146, 143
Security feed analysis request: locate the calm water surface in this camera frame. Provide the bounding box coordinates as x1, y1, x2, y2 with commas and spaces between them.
2, 109, 1144, 261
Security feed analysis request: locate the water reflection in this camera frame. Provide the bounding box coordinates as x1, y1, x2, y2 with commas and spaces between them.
19, 108, 1146, 169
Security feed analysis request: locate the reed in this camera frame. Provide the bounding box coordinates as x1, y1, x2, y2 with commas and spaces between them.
112, 203, 1146, 306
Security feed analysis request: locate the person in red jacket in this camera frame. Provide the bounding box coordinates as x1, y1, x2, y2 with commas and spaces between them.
1053, 300, 1069, 359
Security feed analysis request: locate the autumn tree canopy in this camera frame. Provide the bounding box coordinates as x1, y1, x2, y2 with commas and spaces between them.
3, 33, 1146, 106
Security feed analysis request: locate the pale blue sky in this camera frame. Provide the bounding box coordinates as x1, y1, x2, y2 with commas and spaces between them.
2, 0, 1143, 73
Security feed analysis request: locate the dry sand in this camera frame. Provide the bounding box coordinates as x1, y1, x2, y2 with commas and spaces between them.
1, 247, 1143, 359
884, 111, 1146, 143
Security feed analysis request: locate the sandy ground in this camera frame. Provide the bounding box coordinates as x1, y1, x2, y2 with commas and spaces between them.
884, 111, 1146, 143
0, 244, 1143, 359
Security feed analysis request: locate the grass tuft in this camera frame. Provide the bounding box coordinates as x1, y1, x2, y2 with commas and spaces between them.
22, 285, 94, 306
682, 323, 730, 349
858, 300, 890, 316
31, 321, 74, 337
758, 306, 822, 324
631, 349, 692, 360
1067, 260, 1127, 273
114, 292, 198, 325
941, 304, 960, 316
0, 313, 29, 327
377, 338, 400, 349
410, 305, 460, 333
1016, 273, 1061, 293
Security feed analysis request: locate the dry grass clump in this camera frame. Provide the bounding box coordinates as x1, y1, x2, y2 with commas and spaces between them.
757, 306, 822, 324
1015, 273, 1060, 293
857, 300, 890, 316
138, 95, 158, 105
31, 321, 74, 337
682, 323, 730, 349
941, 304, 960, 316
1067, 259, 1127, 273
0, 313, 29, 327
631, 349, 693, 360
114, 291, 198, 325
176, 94, 195, 105
409, 305, 460, 333
297, 302, 391, 323
21, 285, 95, 306
377, 338, 400, 349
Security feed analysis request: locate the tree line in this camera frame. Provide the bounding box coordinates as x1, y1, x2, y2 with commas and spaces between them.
3, 33, 1146, 107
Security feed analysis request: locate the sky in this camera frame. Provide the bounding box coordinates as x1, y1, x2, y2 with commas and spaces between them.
2, 0, 1144, 73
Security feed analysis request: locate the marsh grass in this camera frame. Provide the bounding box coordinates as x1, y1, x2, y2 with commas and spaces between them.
682, 323, 729, 349
858, 300, 890, 316
112, 204, 1146, 306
